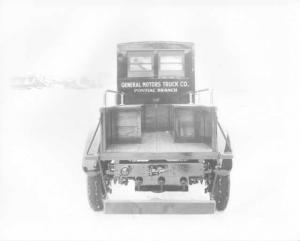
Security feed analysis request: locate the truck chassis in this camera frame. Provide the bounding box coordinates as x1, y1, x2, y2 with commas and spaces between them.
82, 42, 233, 213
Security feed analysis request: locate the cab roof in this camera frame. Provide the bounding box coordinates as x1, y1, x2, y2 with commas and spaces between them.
117, 41, 194, 52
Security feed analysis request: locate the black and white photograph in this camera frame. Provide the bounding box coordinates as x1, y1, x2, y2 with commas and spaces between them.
0, 0, 299, 240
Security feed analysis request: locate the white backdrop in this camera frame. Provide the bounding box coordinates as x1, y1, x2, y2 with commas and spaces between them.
1, 0, 300, 240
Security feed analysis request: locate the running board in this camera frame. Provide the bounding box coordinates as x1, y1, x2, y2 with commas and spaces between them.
104, 199, 215, 214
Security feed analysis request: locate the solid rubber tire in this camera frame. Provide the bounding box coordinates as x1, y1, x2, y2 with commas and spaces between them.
87, 174, 104, 211
213, 175, 230, 211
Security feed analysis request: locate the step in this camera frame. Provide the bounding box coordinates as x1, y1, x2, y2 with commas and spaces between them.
104, 199, 215, 214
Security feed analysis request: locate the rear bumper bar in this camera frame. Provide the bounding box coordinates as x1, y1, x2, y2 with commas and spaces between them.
104, 199, 216, 214
85, 152, 233, 161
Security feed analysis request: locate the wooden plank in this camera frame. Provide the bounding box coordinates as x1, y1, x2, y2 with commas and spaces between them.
140, 132, 156, 152
157, 131, 175, 152
104, 199, 215, 214
106, 132, 212, 153
156, 105, 170, 131
110, 106, 142, 143
87, 152, 233, 161
174, 108, 196, 141
100, 151, 218, 161
173, 105, 215, 144
117, 111, 140, 126
117, 126, 140, 141
144, 105, 171, 132
144, 105, 156, 131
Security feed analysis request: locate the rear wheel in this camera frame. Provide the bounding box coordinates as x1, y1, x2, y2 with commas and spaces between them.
87, 174, 104, 211
212, 174, 230, 211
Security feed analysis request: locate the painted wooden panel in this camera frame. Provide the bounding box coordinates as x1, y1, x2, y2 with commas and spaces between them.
175, 108, 195, 141
117, 111, 140, 126
144, 105, 171, 131
156, 105, 170, 131
173, 106, 214, 144
117, 42, 195, 105
144, 105, 156, 131
204, 113, 212, 137
105, 107, 142, 144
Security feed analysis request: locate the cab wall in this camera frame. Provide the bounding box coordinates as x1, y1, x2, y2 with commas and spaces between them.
117, 42, 195, 105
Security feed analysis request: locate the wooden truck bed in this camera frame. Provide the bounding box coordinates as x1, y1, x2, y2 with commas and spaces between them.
105, 131, 212, 153
95, 104, 219, 160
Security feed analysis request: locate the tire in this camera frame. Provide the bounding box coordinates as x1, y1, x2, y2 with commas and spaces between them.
212, 175, 230, 211
87, 174, 104, 211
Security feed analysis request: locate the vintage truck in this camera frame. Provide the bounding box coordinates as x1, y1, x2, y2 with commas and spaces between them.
82, 41, 233, 213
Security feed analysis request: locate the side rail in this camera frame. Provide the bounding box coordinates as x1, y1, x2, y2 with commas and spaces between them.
82, 118, 101, 172
185, 88, 214, 105
83, 89, 127, 171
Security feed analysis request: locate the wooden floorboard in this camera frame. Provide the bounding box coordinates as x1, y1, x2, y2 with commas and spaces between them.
106, 132, 212, 153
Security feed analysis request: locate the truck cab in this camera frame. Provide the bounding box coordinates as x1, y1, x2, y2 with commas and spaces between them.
82, 41, 233, 213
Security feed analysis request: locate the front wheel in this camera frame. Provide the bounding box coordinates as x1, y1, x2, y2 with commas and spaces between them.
212, 174, 230, 211
87, 174, 104, 211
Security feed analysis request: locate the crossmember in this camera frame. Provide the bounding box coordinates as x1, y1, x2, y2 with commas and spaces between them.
108, 162, 207, 186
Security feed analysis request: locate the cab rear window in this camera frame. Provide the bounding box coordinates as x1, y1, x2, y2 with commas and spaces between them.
128, 51, 154, 77
159, 51, 185, 77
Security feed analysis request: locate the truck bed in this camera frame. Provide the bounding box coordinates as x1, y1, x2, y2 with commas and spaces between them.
105, 131, 212, 153
96, 104, 219, 160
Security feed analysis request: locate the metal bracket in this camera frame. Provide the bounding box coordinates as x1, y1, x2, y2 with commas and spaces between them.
214, 169, 230, 176
104, 89, 125, 107
186, 88, 213, 105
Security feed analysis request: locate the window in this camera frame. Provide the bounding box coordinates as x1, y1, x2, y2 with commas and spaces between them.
129, 56, 152, 71
128, 51, 154, 77
159, 51, 185, 77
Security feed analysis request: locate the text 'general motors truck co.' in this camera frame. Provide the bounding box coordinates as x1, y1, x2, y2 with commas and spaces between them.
120, 80, 190, 93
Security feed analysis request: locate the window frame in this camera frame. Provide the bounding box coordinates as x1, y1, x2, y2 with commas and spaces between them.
127, 51, 154, 78
158, 50, 185, 78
